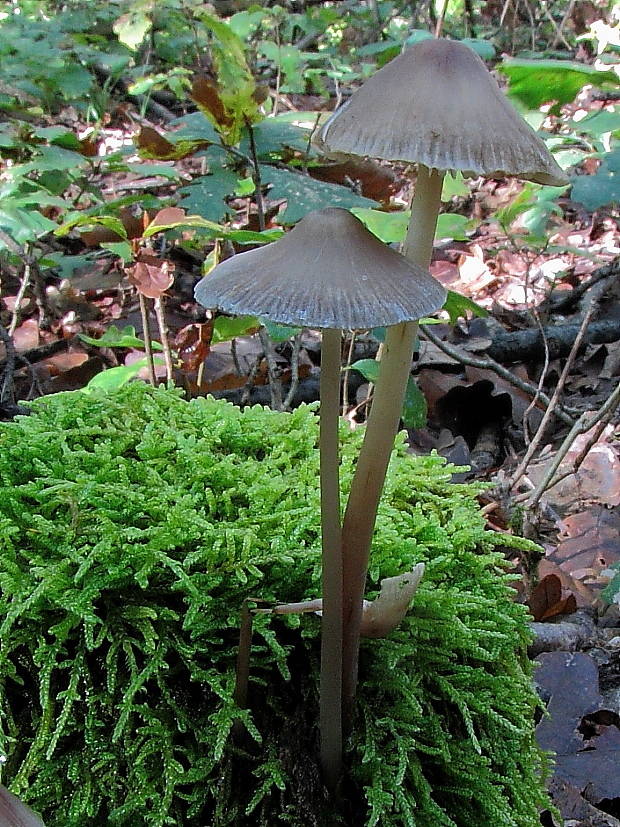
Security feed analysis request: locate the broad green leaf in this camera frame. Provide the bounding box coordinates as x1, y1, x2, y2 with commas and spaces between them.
571, 108, 620, 140
100, 241, 134, 263
18, 145, 88, 175
239, 117, 316, 161
178, 167, 240, 223
442, 172, 469, 200
352, 208, 476, 243
113, 9, 152, 51
436, 213, 475, 240
82, 358, 164, 393
79, 325, 163, 351
499, 58, 618, 113
351, 208, 409, 242
0, 207, 56, 245
167, 112, 220, 144
571, 148, 620, 210
261, 166, 376, 224
54, 64, 92, 98
212, 315, 260, 344
443, 291, 489, 324
126, 163, 180, 180
459, 38, 496, 60
350, 359, 427, 429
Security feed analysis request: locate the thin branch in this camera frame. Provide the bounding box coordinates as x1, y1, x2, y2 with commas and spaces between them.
153, 297, 174, 383
283, 332, 303, 411
508, 302, 594, 490
139, 294, 157, 387
524, 380, 620, 508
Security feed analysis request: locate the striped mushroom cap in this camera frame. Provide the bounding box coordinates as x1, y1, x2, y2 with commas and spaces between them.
194, 208, 446, 329
319, 38, 568, 187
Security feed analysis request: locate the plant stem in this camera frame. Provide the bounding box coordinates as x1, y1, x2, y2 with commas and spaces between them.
139, 294, 157, 387
340, 166, 444, 717
319, 327, 343, 790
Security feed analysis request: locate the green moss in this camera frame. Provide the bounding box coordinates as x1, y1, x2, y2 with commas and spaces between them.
0, 384, 549, 826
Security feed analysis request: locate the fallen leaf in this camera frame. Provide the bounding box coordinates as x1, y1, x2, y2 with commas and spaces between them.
528, 573, 577, 621
127, 255, 174, 299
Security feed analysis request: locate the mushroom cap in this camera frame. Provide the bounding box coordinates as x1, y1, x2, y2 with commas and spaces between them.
194, 208, 446, 329
319, 39, 568, 187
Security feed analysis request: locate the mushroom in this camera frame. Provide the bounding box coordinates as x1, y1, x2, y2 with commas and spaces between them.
318, 37, 569, 713
194, 206, 445, 788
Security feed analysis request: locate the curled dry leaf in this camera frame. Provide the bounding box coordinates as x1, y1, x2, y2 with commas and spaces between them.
528, 573, 578, 621
359, 563, 426, 638
127, 255, 174, 300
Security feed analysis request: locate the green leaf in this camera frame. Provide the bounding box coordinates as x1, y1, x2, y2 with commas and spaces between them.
100, 241, 134, 263
79, 325, 162, 351
571, 107, 620, 140
82, 358, 164, 393
261, 166, 376, 224
211, 315, 260, 344
442, 172, 469, 200
459, 38, 496, 60
113, 9, 152, 51
126, 163, 180, 180
261, 320, 302, 342
436, 213, 475, 240
350, 359, 427, 428
178, 167, 240, 223
571, 148, 620, 210
143, 212, 283, 244
498, 58, 618, 113
239, 117, 315, 161
0, 207, 56, 245
352, 208, 477, 243
443, 291, 489, 324
168, 112, 220, 144
351, 208, 409, 243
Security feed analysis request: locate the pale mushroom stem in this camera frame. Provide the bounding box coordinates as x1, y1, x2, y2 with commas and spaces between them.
319, 327, 344, 789
340, 165, 444, 715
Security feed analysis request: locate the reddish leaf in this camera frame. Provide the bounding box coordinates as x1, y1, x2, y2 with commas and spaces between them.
135, 126, 178, 157
82, 207, 145, 246
309, 158, 401, 203
127, 255, 174, 299
191, 77, 232, 128
147, 208, 187, 231
176, 323, 213, 372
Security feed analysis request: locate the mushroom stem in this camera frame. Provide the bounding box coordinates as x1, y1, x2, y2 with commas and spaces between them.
340, 165, 444, 715
319, 327, 344, 789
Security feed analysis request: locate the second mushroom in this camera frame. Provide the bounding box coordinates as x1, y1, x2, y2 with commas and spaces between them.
194, 206, 445, 789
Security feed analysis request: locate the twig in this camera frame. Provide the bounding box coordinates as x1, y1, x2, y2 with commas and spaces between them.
508, 301, 595, 490
524, 379, 620, 508
419, 327, 575, 425
244, 117, 265, 232
0, 323, 16, 404
8, 260, 32, 337
139, 294, 157, 387
282, 332, 303, 411
258, 327, 283, 410
342, 332, 356, 415
240, 354, 263, 407
153, 297, 174, 383
545, 257, 620, 314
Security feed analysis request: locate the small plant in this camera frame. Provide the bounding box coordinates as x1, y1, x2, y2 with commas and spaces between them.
0, 384, 550, 825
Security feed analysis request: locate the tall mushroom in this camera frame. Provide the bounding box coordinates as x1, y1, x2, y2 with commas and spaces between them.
318, 37, 569, 712
194, 206, 445, 788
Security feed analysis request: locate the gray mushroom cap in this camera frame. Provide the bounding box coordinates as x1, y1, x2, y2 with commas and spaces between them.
319, 38, 568, 187
194, 208, 446, 329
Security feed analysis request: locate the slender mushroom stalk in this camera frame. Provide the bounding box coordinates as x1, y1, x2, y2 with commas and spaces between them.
340, 166, 444, 710
319, 327, 343, 790
193, 207, 443, 788
318, 38, 569, 714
